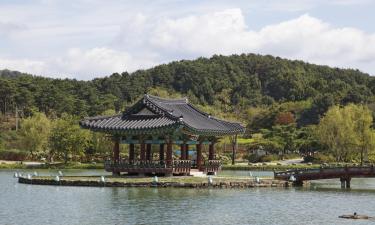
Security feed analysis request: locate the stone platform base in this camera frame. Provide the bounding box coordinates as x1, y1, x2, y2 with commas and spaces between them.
18, 176, 291, 188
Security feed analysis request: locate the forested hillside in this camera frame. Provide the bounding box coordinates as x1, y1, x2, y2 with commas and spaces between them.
1, 53, 374, 123
1, 53, 375, 163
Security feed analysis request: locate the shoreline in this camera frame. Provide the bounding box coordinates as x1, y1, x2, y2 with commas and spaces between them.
18, 176, 292, 188
0, 161, 321, 171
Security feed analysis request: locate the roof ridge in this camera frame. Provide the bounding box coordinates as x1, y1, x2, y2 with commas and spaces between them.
145, 94, 188, 104
82, 114, 122, 121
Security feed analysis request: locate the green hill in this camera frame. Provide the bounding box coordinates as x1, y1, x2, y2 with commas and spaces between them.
1, 53, 374, 127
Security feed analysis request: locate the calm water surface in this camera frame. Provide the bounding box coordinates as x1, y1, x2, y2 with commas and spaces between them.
1, 169, 375, 225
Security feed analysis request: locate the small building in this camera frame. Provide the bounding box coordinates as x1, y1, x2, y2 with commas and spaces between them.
80, 94, 245, 176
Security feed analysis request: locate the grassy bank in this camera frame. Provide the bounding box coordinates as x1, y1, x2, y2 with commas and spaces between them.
1, 161, 321, 171
222, 164, 321, 171
0, 162, 104, 170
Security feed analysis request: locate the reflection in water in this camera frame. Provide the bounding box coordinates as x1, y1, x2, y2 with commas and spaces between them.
1, 170, 375, 225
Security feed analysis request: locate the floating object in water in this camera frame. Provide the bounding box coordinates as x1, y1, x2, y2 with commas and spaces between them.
54, 176, 60, 182
14, 172, 19, 178
33, 171, 38, 176
249, 172, 253, 177
153, 176, 158, 183
58, 171, 63, 176
208, 176, 213, 185
339, 212, 373, 220
100, 176, 105, 183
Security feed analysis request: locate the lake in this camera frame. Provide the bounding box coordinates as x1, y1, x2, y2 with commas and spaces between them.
1, 169, 375, 225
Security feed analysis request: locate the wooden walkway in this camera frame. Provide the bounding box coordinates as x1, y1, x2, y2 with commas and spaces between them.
274, 165, 375, 188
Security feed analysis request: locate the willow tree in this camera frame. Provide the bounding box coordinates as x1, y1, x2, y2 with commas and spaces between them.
19, 112, 51, 158
316, 104, 375, 164
352, 105, 375, 164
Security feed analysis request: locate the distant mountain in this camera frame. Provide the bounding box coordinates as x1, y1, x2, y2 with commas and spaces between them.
0, 69, 31, 79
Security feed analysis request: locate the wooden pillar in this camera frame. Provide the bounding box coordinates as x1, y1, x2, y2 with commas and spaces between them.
140, 141, 146, 161
146, 143, 152, 161
159, 144, 165, 162
209, 142, 215, 160
129, 143, 135, 162
166, 140, 172, 167
196, 143, 202, 170
113, 139, 120, 162
112, 138, 120, 176
180, 144, 186, 160
185, 144, 189, 160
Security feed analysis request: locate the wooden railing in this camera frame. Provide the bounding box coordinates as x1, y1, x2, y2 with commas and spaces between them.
105, 160, 192, 174
172, 160, 191, 174
204, 160, 221, 173
274, 165, 375, 181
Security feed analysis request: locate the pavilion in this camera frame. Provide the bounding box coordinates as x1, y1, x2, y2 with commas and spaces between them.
80, 94, 245, 176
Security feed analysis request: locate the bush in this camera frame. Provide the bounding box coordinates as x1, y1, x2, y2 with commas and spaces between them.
0, 149, 29, 161
259, 154, 279, 162
246, 153, 279, 163
283, 153, 300, 159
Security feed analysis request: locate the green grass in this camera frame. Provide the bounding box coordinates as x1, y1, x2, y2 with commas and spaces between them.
0, 162, 104, 170
237, 138, 254, 144
222, 164, 321, 171
0, 163, 27, 169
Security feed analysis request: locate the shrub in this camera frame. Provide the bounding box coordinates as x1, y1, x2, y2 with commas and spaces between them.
259, 154, 279, 162
283, 153, 300, 159
246, 153, 279, 163
0, 149, 29, 161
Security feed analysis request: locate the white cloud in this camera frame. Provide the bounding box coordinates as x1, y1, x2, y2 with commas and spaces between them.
54, 47, 156, 79
125, 9, 375, 74
0, 58, 46, 75
1, 5, 375, 78
0, 48, 156, 79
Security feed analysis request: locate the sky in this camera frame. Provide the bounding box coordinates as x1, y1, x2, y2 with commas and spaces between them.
0, 0, 375, 80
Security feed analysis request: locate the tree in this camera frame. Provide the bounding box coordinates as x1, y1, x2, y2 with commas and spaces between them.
19, 112, 51, 158
261, 124, 299, 156
351, 105, 375, 164
316, 104, 375, 163
274, 111, 295, 125
49, 114, 91, 163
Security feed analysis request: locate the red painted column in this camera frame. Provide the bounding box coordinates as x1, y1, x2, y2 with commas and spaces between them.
140, 142, 146, 161
146, 143, 152, 161
209, 142, 215, 160
166, 141, 172, 167
185, 144, 189, 160
113, 139, 120, 162
159, 144, 165, 162
180, 144, 186, 160
129, 143, 135, 162
196, 143, 202, 170
112, 138, 120, 176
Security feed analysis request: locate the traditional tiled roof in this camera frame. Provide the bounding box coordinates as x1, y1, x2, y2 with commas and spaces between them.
80, 94, 245, 136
